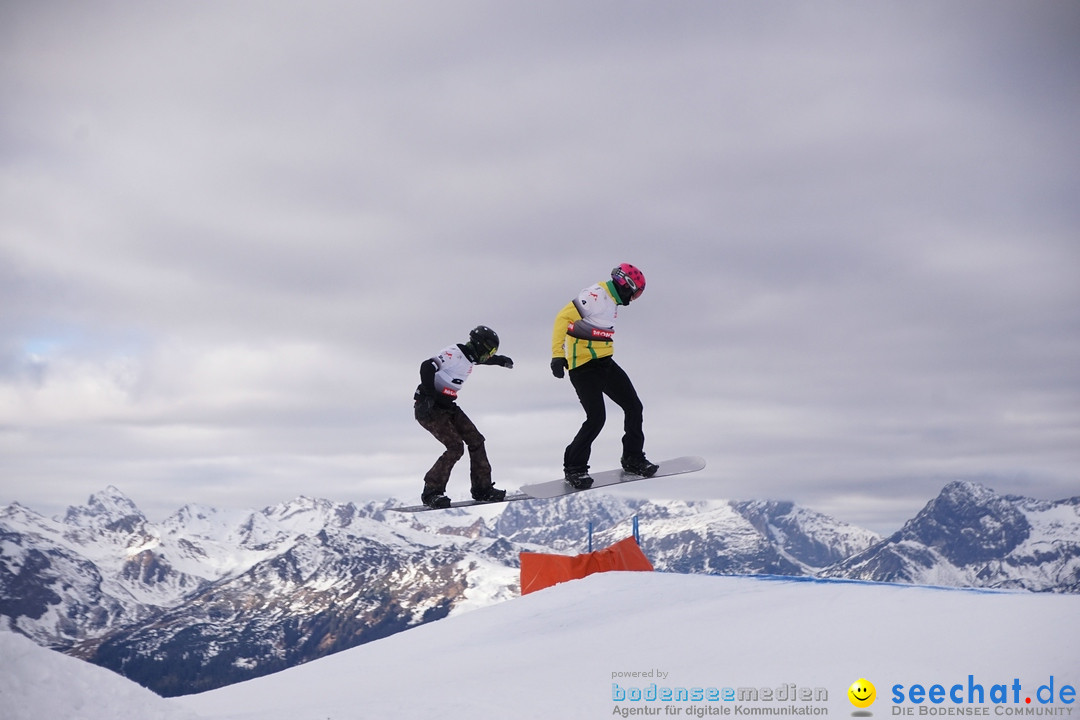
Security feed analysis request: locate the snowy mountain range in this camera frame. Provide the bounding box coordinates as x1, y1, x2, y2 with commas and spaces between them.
822, 481, 1080, 591
1, 480, 1077, 697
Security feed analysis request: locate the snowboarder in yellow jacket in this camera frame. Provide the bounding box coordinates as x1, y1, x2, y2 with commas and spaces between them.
550, 264, 658, 489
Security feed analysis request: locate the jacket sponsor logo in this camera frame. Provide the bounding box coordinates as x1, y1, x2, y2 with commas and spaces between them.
568, 322, 614, 340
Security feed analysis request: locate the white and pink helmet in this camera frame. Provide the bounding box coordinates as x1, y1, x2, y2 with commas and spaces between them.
611, 263, 646, 302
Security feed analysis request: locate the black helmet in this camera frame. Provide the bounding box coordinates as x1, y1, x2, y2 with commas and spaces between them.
468, 325, 499, 362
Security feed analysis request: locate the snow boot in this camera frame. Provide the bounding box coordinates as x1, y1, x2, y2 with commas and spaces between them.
471, 485, 506, 502
422, 491, 451, 509
564, 469, 594, 490
621, 455, 659, 477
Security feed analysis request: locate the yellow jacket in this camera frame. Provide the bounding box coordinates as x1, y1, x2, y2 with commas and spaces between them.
551, 280, 622, 370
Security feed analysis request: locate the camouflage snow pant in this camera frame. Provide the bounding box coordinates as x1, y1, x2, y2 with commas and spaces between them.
415, 401, 492, 497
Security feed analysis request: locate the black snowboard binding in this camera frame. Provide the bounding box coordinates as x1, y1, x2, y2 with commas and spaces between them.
421, 491, 451, 509
471, 485, 507, 502
564, 469, 594, 489
621, 456, 659, 477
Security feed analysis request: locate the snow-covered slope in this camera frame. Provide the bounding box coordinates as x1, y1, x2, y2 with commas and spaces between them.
6, 571, 1078, 720
0, 630, 199, 720
176, 572, 1071, 719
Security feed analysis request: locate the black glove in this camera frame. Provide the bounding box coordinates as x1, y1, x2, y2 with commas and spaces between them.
550, 357, 568, 378
488, 354, 514, 369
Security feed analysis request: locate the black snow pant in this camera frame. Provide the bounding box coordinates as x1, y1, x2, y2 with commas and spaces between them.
415, 401, 492, 498
564, 356, 645, 473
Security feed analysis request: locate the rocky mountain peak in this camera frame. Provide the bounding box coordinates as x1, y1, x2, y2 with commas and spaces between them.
899, 481, 1031, 564
62, 486, 147, 534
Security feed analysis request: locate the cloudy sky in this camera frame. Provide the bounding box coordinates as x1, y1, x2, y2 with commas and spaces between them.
2, 1, 1078, 534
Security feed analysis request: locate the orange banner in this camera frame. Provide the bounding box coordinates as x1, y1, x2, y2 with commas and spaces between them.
519, 536, 654, 595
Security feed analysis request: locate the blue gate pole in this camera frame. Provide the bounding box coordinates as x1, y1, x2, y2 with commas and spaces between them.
633, 515, 639, 544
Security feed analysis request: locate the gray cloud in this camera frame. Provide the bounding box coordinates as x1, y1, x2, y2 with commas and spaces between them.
2, 1, 1078, 533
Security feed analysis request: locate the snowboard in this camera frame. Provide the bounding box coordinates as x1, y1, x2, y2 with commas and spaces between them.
388, 455, 706, 512
519, 455, 706, 499
389, 493, 533, 513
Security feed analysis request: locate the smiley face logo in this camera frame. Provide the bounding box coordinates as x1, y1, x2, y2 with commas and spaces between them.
848, 678, 876, 708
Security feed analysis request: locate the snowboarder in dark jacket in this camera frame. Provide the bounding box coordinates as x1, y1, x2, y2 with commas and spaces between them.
414, 325, 513, 509
550, 264, 658, 489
